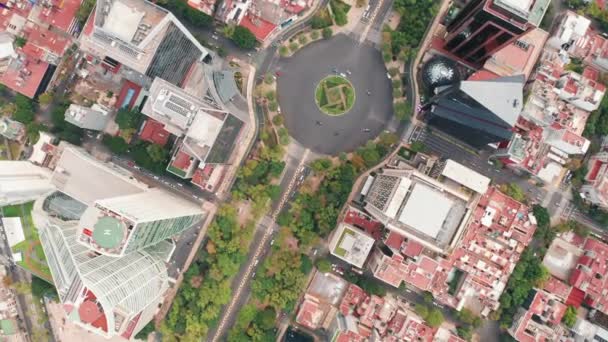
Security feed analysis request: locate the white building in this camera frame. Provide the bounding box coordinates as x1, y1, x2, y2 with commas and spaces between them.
0, 145, 205, 339
64, 104, 111, 131
0, 161, 54, 206
328, 223, 375, 268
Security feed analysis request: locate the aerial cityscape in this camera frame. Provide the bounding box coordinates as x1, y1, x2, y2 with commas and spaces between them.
3, 0, 608, 341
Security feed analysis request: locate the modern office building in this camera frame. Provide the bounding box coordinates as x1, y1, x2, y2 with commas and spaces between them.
426, 74, 524, 148
78, 189, 203, 257
443, 0, 550, 65
0, 145, 205, 339
80, 0, 211, 87
0, 161, 54, 206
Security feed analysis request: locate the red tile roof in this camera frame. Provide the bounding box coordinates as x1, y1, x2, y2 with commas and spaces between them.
171, 150, 193, 170
402, 239, 424, 258
512, 290, 567, 342
139, 119, 170, 146
344, 208, 383, 240
35, 0, 81, 33
295, 296, 325, 330
339, 284, 367, 316
543, 276, 572, 302
239, 14, 276, 41
568, 237, 608, 313
0, 51, 49, 98
384, 231, 404, 250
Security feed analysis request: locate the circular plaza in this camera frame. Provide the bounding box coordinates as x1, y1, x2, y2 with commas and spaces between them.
276, 34, 394, 155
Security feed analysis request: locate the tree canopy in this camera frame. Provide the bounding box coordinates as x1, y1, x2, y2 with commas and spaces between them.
232, 26, 257, 49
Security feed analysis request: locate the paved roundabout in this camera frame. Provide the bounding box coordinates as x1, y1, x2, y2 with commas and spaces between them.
276, 34, 394, 155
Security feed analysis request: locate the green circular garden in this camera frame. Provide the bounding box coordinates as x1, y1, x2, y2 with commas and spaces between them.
314, 75, 355, 116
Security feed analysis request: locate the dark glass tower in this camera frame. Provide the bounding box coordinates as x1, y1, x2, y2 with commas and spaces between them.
443, 0, 549, 65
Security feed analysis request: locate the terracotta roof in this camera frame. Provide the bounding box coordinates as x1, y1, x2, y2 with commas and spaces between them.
239, 14, 276, 41
139, 119, 170, 146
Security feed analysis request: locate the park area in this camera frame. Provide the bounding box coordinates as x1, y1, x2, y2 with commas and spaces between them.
2, 202, 52, 283
315, 75, 355, 116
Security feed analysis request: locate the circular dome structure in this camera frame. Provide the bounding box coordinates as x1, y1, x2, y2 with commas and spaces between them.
421, 56, 461, 93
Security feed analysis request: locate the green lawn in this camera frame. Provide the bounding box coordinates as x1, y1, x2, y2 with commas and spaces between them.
1, 202, 53, 283
333, 228, 355, 257
167, 165, 187, 178
314, 76, 356, 116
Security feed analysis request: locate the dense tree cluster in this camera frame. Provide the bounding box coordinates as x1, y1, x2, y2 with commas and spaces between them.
497, 248, 550, 327
228, 304, 277, 341
161, 207, 254, 340
390, 0, 438, 56
50, 98, 84, 145
114, 108, 142, 130
231, 26, 257, 50
280, 161, 357, 245
330, 0, 350, 26
232, 152, 285, 217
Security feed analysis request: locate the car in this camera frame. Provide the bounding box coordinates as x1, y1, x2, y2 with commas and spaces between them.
134, 165, 141, 170
153, 176, 160, 180
252, 272, 256, 278
246, 53, 253, 57
387, 73, 391, 79
270, 239, 275, 245
346, 69, 352, 75
211, 34, 219, 40
275, 71, 283, 77
254, 259, 259, 266
339, 72, 347, 77
177, 183, 184, 187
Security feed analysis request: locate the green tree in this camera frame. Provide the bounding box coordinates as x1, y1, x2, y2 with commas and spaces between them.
264, 73, 274, 85
500, 183, 526, 202
76, 0, 95, 24
12, 95, 35, 124
322, 27, 333, 39
315, 259, 331, 273
394, 101, 410, 121
255, 308, 277, 330
115, 108, 141, 129
14, 36, 27, 48
409, 141, 426, 153
232, 26, 257, 49
102, 135, 129, 154
146, 143, 167, 163
414, 304, 429, 319
457, 325, 473, 340
134, 322, 155, 340
38, 92, 53, 106
562, 306, 578, 328
426, 309, 444, 328
272, 114, 284, 126
279, 46, 289, 57
26, 122, 45, 143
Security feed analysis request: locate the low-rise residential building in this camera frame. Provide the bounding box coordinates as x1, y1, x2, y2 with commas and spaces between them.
187, 0, 218, 16
294, 271, 347, 330
328, 223, 375, 269
508, 289, 568, 342
28, 132, 58, 167
0, 0, 80, 97
582, 146, 608, 209
64, 104, 111, 131
217, 0, 309, 42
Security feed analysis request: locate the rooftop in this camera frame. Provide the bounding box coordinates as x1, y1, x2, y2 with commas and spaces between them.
329, 223, 375, 268
51, 147, 147, 206
483, 28, 548, 79
364, 169, 470, 252
441, 159, 490, 194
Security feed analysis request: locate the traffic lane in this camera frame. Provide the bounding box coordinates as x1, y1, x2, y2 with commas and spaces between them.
110, 156, 213, 203
206, 218, 276, 341
412, 125, 547, 199
277, 34, 394, 154
167, 224, 202, 279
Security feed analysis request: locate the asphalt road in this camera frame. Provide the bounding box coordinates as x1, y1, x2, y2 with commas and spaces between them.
408, 124, 548, 201
277, 34, 394, 155
207, 145, 311, 341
